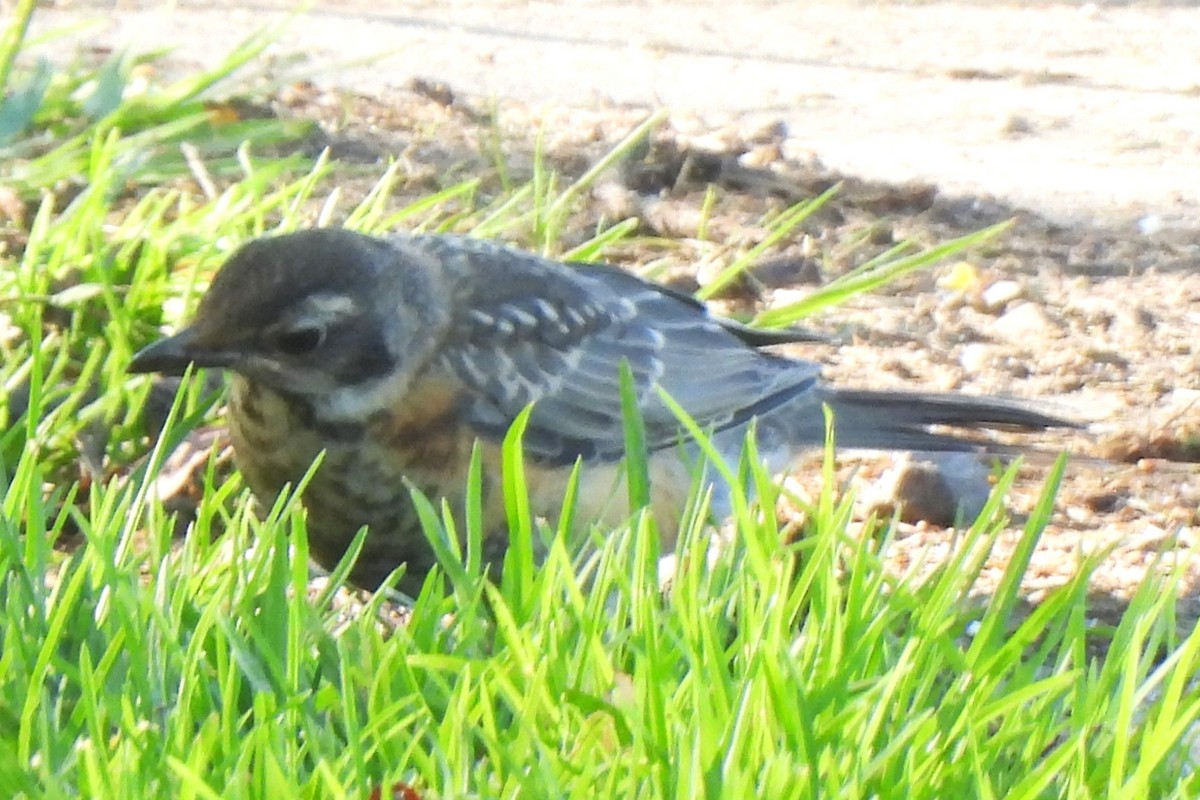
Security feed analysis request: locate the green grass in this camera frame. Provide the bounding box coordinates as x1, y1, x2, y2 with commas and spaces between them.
2, 21, 1200, 800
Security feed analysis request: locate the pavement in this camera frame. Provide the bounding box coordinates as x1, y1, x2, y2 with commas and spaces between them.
26, 0, 1200, 232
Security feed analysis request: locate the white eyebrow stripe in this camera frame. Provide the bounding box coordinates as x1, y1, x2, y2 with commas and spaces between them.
302, 293, 359, 319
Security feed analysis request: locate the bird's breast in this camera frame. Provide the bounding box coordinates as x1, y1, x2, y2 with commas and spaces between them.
224, 374, 703, 588
227, 377, 334, 500
225, 375, 492, 583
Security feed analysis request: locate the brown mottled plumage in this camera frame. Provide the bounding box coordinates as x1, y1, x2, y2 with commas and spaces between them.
129, 228, 1075, 592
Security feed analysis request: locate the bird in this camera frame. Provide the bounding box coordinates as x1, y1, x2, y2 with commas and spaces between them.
128, 228, 1075, 592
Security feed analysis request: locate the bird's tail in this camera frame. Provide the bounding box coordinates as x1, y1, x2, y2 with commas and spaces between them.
818, 387, 1079, 452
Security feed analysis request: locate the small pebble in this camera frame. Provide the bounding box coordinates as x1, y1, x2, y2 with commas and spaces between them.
992, 301, 1057, 341
979, 279, 1023, 312
1136, 214, 1163, 235
959, 342, 994, 374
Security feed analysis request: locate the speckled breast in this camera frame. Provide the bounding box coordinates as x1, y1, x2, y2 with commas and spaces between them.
226, 376, 481, 590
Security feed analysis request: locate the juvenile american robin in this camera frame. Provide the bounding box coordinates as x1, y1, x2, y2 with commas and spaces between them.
129, 228, 1074, 591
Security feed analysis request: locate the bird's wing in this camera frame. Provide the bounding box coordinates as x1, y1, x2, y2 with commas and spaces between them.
410, 236, 819, 464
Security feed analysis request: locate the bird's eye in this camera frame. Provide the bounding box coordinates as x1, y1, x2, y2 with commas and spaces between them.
273, 324, 326, 356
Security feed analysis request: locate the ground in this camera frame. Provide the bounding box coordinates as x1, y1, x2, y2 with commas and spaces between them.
30, 1, 1200, 625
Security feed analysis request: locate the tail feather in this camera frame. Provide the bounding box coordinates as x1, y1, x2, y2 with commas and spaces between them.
821, 388, 1080, 453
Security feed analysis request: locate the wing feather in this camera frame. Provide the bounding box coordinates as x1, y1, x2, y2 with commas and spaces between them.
409, 235, 816, 463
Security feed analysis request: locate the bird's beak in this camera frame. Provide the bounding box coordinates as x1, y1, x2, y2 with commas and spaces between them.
128, 326, 241, 376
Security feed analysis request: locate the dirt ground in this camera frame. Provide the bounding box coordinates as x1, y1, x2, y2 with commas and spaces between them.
29, 2, 1200, 626
34, 0, 1200, 229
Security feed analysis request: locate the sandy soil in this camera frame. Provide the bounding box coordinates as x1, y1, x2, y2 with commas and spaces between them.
32, 0, 1200, 229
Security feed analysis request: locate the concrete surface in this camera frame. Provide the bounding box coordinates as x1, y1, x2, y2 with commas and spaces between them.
26, 1, 1200, 230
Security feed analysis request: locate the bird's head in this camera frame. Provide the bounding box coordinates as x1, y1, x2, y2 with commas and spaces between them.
129, 229, 449, 417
